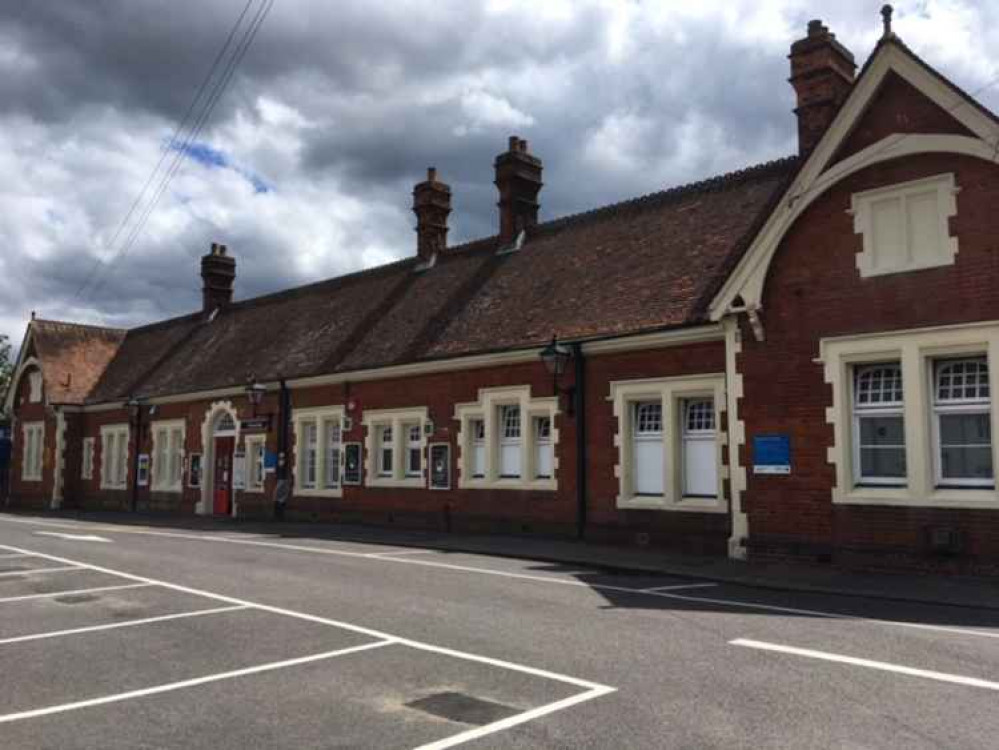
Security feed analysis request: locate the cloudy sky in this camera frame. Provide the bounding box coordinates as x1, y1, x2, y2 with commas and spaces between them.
1, 0, 997, 345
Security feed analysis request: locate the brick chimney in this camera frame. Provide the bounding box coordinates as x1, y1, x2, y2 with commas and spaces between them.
412, 167, 451, 261
494, 135, 543, 244
788, 19, 856, 155
201, 242, 235, 313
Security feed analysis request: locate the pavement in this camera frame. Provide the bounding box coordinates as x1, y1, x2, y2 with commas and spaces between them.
1, 510, 999, 748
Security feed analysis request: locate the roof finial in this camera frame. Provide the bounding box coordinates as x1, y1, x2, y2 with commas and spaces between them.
881, 4, 893, 39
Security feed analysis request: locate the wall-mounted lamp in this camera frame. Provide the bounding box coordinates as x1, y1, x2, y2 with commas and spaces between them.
245, 380, 267, 416
539, 335, 575, 417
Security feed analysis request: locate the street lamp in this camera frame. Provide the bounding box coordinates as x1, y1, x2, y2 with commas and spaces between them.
539, 335, 575, 416
245, 379, 267, 416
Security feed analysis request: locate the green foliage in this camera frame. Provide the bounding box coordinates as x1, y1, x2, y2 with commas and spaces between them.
0, 335, 13, 414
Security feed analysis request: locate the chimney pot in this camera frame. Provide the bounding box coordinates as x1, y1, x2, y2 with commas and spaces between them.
788, 20, 856, 155
508, 135, 519, 151
413, 168, 451, 261
494, 134, 543, 245
201, 241, 236, 313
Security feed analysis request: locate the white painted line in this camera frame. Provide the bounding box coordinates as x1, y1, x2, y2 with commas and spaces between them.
35, 532, 111, 543
0, 566, 80, 578
640, 583, 719, 593
0, 605, 249, 646
0, 583, 153, 605
731, 638, 999, 691
365, 549, 437, 558
0, 553, 30, 559
10, 515, 996, 643
413, 684, 616, 750
0, 639, 395, 725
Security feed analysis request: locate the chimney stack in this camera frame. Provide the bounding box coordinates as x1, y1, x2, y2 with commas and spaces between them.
412, 167, 452, 261
494, 135, 543, 244
788, 19, 856, 155
201, 242, 235, 313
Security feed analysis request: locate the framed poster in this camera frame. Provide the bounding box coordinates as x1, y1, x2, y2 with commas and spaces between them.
137, 454, 150, 487
343, 442, 362, 485
233, 451, 246, 490
429, 443, 451, 490
188, 453, 203, 488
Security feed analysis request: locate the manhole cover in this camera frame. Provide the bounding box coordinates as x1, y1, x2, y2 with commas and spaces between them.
54, 594, 99, 604
405, 692, 521, 726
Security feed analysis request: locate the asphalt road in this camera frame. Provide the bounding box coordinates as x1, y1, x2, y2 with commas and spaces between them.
1, 513, 998, 749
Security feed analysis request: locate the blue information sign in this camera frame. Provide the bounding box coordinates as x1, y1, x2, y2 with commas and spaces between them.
753, 434, 791, 475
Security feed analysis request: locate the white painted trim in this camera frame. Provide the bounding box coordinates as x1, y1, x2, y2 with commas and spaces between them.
149, 419, 186, 493
50, 410, 66, 509
291, 405, 346, 497
98, 423, 130, 491
362, 406, 429, 488
711, 39, 999, 319
724, 319, 748, 559
198, 401, 240, 515
4, 356, 42, 415
580, 325, 724, 355
19, 420, 44, 483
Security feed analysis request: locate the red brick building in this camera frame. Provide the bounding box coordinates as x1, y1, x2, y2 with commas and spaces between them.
7, 18, 999, 571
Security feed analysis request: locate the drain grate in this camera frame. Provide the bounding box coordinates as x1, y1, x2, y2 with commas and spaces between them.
54, 594, 100, 605
405, 692, 521, 726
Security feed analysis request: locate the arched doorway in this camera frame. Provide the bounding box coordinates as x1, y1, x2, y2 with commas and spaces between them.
202, 407, 239, 517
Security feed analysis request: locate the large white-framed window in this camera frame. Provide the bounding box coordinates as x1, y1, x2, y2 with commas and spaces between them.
851, 363, 906, 487
455, 386, 558, 491
21, 421, 44, 482
292, 406, 345, 497
822, 321, 999, 508
151, 420, 185, 492
100, 424, 130, 490
81, 437, 95, 480
363, 407, 428, 488
245, 434, 266, 492
850, 173, 959, 278
933, 357, 993, 488
609, 374, 726, 512
28, 370, 43, 403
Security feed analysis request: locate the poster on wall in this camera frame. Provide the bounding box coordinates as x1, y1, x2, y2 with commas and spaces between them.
343, 443, 362, 485
233, 451, 246, 490
752, 434, 791, 475
429, 443, 450, 490
137, 454, 150, 487
188, 454, 202, 488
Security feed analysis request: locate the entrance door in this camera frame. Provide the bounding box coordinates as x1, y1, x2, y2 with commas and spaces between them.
213, 436, 235, 516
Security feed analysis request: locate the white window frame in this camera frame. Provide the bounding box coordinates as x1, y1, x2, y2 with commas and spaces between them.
454, 386, 558, 491
150, 419, 186, 493
99, 424, 130, 491
681, 398, 719, 498
534, 415, 553, 480
244, 434, 266, 493
292, 406, 345, 497
21, 421, 44, 482
932, 357, 993, 489
822, 321, 999, 509
609, 374, 727, 512
28, 371, 43, 403
363, 407, 428, 488
470, 418, 486, 478
851, 363, 907, 487
81, 437, 95, 480
498, 404, 523, 478
405, 423, 423, 478
322, 417, 342, 490
850, 173, 959, 278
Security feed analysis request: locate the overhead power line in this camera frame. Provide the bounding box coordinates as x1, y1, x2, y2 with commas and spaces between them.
77, 0, 275, 302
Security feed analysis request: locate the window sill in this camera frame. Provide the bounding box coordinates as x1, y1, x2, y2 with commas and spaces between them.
150, 485, 183, 494
100, 485, 128, 491
459, 478, 557, 492
294, 487, 343, 498
837, 486, 999, 509
367, 478, 425, 489
21, 477, 42, 483
616, 495, 727, 513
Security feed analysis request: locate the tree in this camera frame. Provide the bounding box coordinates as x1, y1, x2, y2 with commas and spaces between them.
0, 335, 13, 415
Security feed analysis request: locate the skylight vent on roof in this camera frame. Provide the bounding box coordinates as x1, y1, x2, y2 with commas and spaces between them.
496, 229, 527, 256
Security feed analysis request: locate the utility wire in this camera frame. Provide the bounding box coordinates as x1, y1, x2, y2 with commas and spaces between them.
78, 0, 273, 302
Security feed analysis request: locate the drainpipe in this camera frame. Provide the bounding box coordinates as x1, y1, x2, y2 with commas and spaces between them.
572, 342, 587, 540
274, 379, 291, 519
131, 407, 142, 513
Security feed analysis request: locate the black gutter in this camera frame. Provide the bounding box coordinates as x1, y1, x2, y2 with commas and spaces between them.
572, 342, 587, 540
274, 379, 291, 519
130, 406, 142, 513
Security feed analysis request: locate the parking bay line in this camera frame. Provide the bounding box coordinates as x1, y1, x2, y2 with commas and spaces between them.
7, 519, 999, 643
0, 583, 153, 605
0, 566, 80, 578
0, 542, 616, 746
0, 639, 396, 725
640, 583, 719, 593
0, 604, 249, 646
731, 638, 999, 691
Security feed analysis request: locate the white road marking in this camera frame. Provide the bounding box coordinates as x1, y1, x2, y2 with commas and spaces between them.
34, 532, 111, 543
0, 553, 30, 559
731, 638, 999, 691
640, 583, 719, 593
0, 566, 79, 578
365, 549, 437, 558
0, 583, 153, 605
0, 639, 396, 725
0, 605, 248, 646
0, 541, 616, 743
8, 514, 997, 643
412, 684, 617, 750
